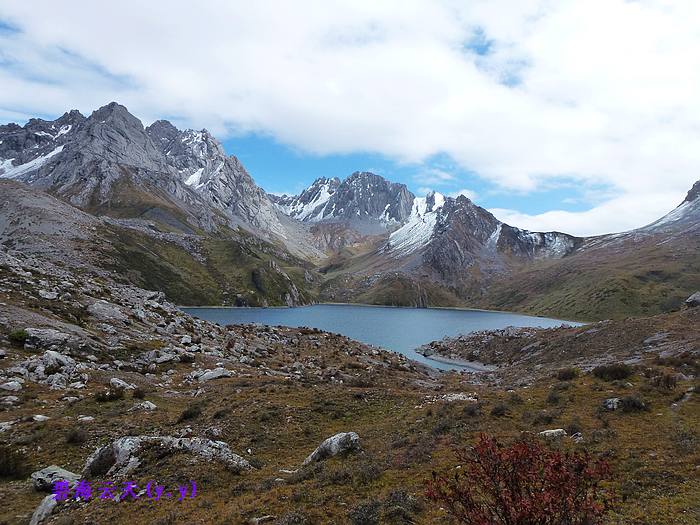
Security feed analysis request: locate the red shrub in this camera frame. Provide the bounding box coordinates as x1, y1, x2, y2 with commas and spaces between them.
426, 435, 611, 525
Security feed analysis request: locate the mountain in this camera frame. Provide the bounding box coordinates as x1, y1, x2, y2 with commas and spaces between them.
0, 103, 310, 250
473, 183, 700, 320
272, 171, 414, 233
2, 102, 698, 320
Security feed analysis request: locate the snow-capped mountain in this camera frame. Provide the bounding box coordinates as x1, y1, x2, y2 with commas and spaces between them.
272, 171, 414, 233
0, 102, 303, 248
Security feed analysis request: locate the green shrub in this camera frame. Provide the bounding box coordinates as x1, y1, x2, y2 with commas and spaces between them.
592, 363, 633, 381
95, 388, 124, 402
556, 367, 579, 381
0, 445, 30, 479
65, 428, 88, 445
132, 387, 147, 399
490, 403, 508, 418
348, 500, 381, 525
8, 329, 28, 346
178, 404, 202, 422
620, 395, 647, 413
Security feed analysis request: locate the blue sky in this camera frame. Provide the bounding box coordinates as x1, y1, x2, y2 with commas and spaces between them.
1, 1, 699, 235
223, 133, 595, 216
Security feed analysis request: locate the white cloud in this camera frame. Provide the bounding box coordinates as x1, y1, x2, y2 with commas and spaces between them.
1, 1, 699, 234
448, 188, 478, 201
413, 168, 456, 186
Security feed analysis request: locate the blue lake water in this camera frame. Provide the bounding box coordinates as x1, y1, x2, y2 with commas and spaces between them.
182, 304, 577, 371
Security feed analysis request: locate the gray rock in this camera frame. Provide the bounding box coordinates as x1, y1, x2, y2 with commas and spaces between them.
24, 328, 73, 350
29, 494, 56, 525
196, 368, 233, 382
685, 291, 700, 308
0, 380, 22, 392
1, 395, 20, 406
31, 465, 80, 492
109, 377, 135, 390
38, 290, 58, 300
87, 300, 128, 322
302, 432, 361, 465
83, 436, 252, 477
130, 401, 157, 411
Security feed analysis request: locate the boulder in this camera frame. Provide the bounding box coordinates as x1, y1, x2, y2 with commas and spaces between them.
30, 465, 80, 492
194, 368, 233, 382
685, 291, 700, 308
38, 290, 58, 300
29, 494, 56, 525
538, 429, 567, 440
0, 380, 22, 392
109, 378, 135, 390
130, 401, 157, 411
87, 300, 128, 322
42, 351, 75, 374
83, 436, 252, 477
24, 328, 73, 350
302, 432, 361, 465
603, 398, 620, 411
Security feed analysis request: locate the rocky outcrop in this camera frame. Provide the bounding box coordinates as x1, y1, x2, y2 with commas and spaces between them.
30, 465, 80, 492
83, 436, 252, 477
685, 292, 700, 308
29, 494, 57, 525
302, 432, 361, 465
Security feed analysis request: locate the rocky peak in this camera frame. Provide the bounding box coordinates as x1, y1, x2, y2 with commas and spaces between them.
276, 171, 415, 230
684, 180, 700, 203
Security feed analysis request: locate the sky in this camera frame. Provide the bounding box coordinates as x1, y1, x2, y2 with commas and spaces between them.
1, 0, 699, 236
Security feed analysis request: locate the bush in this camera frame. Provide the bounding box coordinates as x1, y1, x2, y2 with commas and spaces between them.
8, 329, 28, 347
95, 388, 124, 402
0, 445, 30, 479
592, 363, 633, 381
490, 403, 508, 418
348, 500, 381, 525
619, 395, 648, 413
275, 512, 309, 525
382, 490, 423, 524
178, 404, 202, 422
132, 387, 147, 399
556, 367, 579, 381
546, 390, 562, 405
427, 435, 611, 525
65, 428, 88, 445
650, 372, 678, 390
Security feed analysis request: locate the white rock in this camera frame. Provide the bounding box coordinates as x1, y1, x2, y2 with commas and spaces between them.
302, 432, 361, 465
29, 494, 56, 525
603, 398, 620, 411
77, 415, 94, 422
130, 401, 157, 411
109, 378, 135, 390
38, 290, 58, 300
196, 368, 233, 382
539, 429, 567, 440
33, 415, 50, 422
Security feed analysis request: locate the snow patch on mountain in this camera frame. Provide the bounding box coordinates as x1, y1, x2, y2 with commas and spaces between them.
0, 145, 64, 179
184, 168, 204, 188
387, 191, 445, 257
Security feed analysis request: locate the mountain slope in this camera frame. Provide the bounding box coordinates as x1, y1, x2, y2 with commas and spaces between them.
475, 183, 700, 320
0, 179, 317, 306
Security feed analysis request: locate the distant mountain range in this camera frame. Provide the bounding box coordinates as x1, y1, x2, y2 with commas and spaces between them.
1, 102, 698, 319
